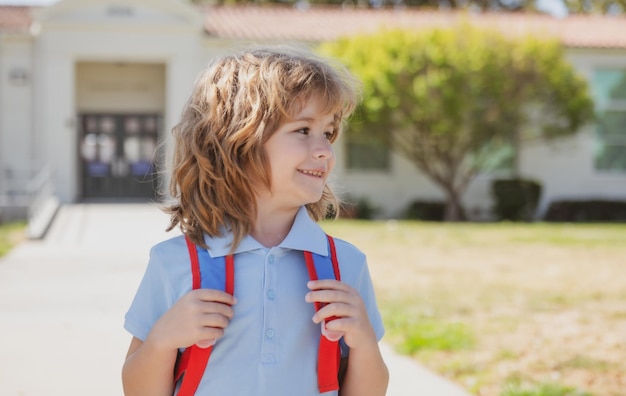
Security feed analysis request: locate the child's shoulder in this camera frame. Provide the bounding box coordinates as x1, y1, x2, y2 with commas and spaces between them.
327, 235, 366, 264
325, 235, 374, 288
149, 234, 188, 260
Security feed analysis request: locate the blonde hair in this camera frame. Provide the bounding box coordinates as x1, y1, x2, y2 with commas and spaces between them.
164, 46, 359, 250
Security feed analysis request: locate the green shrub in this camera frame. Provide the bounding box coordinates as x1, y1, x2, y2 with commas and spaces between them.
405, 200, 445, 221
491, 178, 542, 221
339, 196, 379, 219
544, 200, 626, 222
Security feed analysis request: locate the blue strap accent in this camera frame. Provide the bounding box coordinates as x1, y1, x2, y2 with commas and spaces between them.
339, 338, 350, 358
311, 250, 335, 281
196, 246, 227, 291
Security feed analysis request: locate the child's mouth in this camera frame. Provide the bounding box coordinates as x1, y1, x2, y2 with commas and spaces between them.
298, 169, 324, 178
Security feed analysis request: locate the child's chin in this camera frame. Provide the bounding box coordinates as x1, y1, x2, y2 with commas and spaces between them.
305, 195, 324, 206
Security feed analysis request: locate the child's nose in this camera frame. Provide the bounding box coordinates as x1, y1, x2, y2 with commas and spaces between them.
312, 137, 333, 159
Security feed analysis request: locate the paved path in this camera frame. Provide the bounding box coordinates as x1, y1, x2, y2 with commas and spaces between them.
0, 203, 471, 396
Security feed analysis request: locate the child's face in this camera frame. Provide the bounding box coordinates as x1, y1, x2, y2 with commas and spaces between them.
259, 95, 336, 210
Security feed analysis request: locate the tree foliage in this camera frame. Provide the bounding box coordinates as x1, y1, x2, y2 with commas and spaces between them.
319, 25, 594, 220
190, 0, 626, 14
563, 0, 626, 14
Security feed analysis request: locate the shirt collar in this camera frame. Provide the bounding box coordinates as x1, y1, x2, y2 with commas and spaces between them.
203, 228, 263, 258
203, 206, 328, 258
279, 206, 328, 256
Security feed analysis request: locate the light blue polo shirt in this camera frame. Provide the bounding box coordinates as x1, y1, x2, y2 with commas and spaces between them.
124, 206, 385, 395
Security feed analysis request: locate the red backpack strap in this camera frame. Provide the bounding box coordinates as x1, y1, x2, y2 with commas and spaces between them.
175, 236, 234, 396
327, 234, 340, 279
304, 234, 342, 393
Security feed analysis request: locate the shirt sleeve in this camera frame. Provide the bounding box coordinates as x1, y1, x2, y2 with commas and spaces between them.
124, 243, 179, 341
356, 258, 385, 341
334, 239, 385, 342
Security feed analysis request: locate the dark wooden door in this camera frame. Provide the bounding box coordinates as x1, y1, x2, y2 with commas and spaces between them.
79, 114, 160, 200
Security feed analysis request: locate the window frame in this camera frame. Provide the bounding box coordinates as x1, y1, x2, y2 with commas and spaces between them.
592, 67, 626, 174
343, 130, 391, 172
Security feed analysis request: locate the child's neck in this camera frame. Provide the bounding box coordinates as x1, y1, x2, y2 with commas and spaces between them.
251, 206, 298, 248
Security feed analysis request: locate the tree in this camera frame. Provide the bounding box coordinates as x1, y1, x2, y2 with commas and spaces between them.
563, 0, 626, 14
189, 0, 624, 14
319, 25, 594, 220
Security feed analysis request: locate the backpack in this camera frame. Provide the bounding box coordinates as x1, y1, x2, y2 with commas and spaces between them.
174, 234, 347, 395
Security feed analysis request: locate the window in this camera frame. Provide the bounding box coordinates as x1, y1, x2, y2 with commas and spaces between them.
593, 69, 626, 172
475, 140, 515, 174
345, 131, 390, 171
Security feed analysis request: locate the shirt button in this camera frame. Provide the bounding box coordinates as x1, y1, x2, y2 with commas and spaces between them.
266, 328, 275, 338
267, 289, 276, 300
268, 255, 275, 264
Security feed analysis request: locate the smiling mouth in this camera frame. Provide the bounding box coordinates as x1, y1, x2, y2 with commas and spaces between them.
298, 169, 325, 178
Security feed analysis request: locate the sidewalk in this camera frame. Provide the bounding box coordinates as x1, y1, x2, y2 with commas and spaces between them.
0, 203, 471, 396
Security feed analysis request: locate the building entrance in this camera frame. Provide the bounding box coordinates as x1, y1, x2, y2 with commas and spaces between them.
79, 113, 161, 200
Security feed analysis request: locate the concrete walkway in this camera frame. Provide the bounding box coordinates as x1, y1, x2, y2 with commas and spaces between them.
0, 203, 471, 396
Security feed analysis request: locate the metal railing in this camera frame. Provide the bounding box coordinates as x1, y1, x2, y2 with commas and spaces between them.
0, 167, 31, 208
0, 165, 59, 238
26, 166, 55, 225
0, 167, 33, 222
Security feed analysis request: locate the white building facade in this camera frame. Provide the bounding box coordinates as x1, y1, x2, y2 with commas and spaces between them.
0, 1, 625, 223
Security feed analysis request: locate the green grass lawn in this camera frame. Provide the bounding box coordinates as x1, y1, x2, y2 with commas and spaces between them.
320, 220, 626, 396
0, 221, 26, 258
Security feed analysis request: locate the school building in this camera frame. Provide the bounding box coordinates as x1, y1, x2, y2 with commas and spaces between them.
1, 1, 625, 232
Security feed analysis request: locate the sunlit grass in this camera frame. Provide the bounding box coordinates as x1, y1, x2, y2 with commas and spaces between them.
0, 221, 26, 258
501, 380, 592, 396
320, 219, 626, 396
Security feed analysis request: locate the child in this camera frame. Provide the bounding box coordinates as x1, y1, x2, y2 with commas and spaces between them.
122, 46, 388, 396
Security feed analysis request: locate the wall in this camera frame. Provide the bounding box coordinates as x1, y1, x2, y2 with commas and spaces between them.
0, 34, 34, 177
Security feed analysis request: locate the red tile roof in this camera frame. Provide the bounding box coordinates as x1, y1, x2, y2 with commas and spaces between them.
202, 5, 626, 49
1, 4, 625, 49
0, 6, 32, 33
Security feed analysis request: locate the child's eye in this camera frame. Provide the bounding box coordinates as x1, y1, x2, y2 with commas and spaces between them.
324, 131, 336, 140
295, 127, 310, 135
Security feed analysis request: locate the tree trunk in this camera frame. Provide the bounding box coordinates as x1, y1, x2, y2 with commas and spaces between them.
443, 188, 466, 221
512, 130, 521, 178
